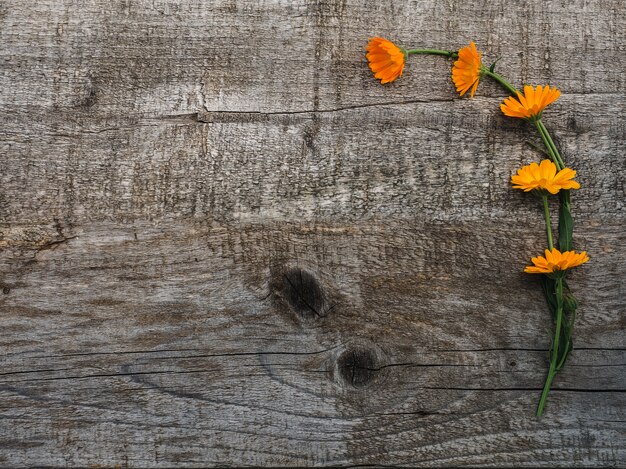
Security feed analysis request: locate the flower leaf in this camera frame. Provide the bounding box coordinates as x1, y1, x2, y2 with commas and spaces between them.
540, 275, 558, 317
556, 337, 573, 371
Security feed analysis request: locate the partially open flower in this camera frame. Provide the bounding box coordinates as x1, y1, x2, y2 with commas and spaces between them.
501, 85, 561, 120
366, 37, 405, 84
452, 41, 482, 97
511, 159, 580, 195
524, 248, 589, 275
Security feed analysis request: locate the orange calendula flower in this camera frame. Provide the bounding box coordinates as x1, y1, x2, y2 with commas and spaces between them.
525, 248, 589, 275
511, 159, 580, 195
366, 37, 405, 84
501, 85, 561, 119
452, 41, 482, 97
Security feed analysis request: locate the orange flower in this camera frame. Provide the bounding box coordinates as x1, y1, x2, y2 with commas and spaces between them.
366, 37, 405, 84
524, 248, 589, 274
511, 159, 580, 195
501, 85, 561, 119
452, 41, 482, 97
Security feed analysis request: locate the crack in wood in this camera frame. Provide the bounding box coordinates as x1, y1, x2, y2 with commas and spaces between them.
29, 236, 78, 261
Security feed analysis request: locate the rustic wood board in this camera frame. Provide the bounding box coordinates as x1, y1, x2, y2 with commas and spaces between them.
1, 0, 625, 466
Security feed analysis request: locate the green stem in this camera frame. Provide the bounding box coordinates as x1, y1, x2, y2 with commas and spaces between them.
537, 277, 564, 417
542, 196, 554, 250
537, 120, 566, 169
406, 49, 457, 58
558, 190, 573, 251
534, 120, 563, 170
481, 68, 520, 96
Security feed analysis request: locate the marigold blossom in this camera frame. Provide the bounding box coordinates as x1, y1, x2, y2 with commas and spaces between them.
501, 85, 561, 119
511, 159, 580, 195
524, 248, 589, 274
451, 41, 482, 97
366, 37, 405, 84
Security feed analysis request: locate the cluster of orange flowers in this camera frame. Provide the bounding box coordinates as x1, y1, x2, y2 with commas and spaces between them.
366, 37, 589, 416
366, 37, 588, 276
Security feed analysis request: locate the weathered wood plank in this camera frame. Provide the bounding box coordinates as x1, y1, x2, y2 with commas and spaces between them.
1, 97, 624, 224
1, 0, 625, 466
1, 219, 624, 349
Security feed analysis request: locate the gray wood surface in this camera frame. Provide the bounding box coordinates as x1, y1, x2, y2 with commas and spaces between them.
1, 0, 625, 466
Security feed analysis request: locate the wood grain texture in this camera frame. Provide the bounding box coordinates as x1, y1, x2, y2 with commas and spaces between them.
1, 0, 625, 466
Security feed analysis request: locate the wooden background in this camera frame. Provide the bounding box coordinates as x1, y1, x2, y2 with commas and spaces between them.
1, 0, 625, 466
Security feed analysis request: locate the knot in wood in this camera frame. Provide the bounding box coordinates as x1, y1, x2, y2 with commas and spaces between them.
282, 268, 326, 318
337, 348, 376, 388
